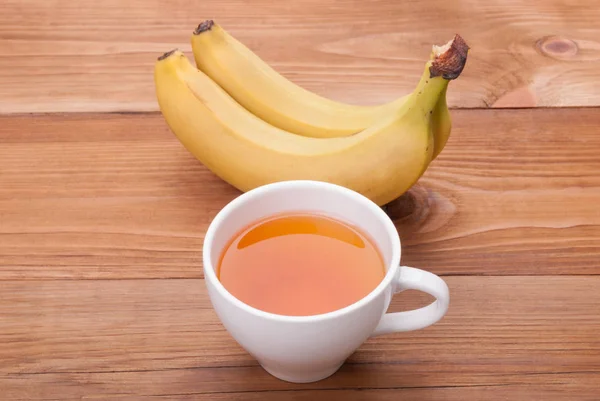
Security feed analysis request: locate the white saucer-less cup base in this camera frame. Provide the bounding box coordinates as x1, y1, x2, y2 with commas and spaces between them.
260, 362, 345, 383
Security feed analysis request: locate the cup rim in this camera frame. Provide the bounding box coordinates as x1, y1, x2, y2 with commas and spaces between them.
202, 180, 402, 323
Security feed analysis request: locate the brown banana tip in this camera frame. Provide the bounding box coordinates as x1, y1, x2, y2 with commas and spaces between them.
194, 20, 215, 35
157, 49, 179, 61
429, 34, 470, 80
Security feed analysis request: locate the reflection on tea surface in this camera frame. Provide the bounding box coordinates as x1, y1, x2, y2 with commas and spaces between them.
218, 213, 385, 316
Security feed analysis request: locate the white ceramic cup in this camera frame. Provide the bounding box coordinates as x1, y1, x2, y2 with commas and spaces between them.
203, 180, 449, 383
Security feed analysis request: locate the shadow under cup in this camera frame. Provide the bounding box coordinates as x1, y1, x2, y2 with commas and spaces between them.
202, 180, 402, 383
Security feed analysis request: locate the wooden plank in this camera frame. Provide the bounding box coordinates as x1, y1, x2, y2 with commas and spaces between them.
1, 0, 599, 113
1, 277, 599, 398
3, 373, 598, 400
204, 385, 600, 401
1, 109, 599, 278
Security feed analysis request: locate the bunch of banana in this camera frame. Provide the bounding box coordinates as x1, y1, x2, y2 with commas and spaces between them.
154, 21, 469, 206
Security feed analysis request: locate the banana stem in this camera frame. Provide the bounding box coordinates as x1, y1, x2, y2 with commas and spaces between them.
402, 34, 469, 113
158, 49, 179, 61
429, 34, 470, 80
194, 20, 215, 35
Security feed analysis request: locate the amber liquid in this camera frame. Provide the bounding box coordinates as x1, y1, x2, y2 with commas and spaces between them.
217, 213, 386, 316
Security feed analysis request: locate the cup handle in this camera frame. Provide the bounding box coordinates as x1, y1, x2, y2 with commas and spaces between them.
371, 265, 450, 337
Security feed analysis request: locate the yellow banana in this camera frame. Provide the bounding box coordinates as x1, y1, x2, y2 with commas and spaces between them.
191, 20, 460, 159
154, 37, 467, 206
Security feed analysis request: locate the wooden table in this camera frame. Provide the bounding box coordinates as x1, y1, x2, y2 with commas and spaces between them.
2, 1, 599, 399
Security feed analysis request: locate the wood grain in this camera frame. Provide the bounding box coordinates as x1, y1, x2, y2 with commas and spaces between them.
4, 374, 599, 400
1, 0, 600, 113
2, 2, 599, 398
1, 109, 599, 279
1, 276, 599, 398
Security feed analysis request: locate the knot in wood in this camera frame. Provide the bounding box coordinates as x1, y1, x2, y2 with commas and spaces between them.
536, 36, 578, 60
383, 186, 431, 225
